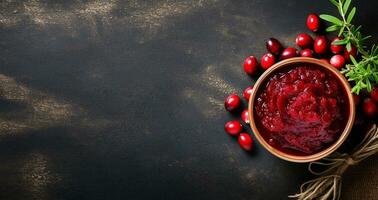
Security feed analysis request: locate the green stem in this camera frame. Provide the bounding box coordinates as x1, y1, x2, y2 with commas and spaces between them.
359, 55, 378, 65
329, 0, 378, 94
337, 0, 369, 56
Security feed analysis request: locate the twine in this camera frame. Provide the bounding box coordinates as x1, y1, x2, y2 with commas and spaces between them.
289, 124, 378, 200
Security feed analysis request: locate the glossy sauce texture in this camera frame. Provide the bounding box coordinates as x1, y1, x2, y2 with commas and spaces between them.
254, 65, 349, 155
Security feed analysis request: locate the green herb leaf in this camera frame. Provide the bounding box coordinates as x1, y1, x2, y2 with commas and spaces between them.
329, 0, 339, 7
323, 0, 378, 94
347, 7, 356, 23
361, 35, 372, 41
319, 14, 343, 25
346, 42, 352, 51
343, 0, 352, 13
326, 25, 339, 32
338, 26, 345, 36
367, 80, 372, 91
355, 25, 362, 32
350, 55, 358, 65
338, 4, 344, 17
332, 39, 348, 45
351, 86, 359, 94
373, 73, 378, 83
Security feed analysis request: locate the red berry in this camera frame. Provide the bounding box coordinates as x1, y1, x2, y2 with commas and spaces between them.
330, 55, 345, 69
319, 58, 329, 64
280, 47, 298, 60
307, 14, 320, 32
363, 98, 378, 117
266, 38, 283, 55
243, 56, 258, 75
261, 53, 276, 70
300, 49, 313, 57
241, 109, 249, 124
353, 94, 360, 105
224, 94, 241, 111
224, 120, 243, 135
370, 87, 378, 102
330, 37, 344, 54
238, 133, 253, 151
243, 86, 254, 101
344, 45, 357, 63
314, 36, 328, 54
296, 33, 313, 49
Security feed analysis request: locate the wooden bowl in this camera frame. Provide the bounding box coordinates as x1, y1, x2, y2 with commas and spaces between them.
248, 57, 355, 163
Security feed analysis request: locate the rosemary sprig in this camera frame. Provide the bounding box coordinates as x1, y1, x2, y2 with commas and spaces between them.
320, 0, 378, 94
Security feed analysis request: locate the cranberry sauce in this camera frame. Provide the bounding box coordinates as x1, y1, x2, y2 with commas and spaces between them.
254, 64, 349, 155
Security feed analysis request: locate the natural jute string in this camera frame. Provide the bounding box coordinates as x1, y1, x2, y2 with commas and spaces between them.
289, 124, 378, 200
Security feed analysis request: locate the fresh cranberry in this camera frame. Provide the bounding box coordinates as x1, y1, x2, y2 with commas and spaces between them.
314, 36, 328, 54
243, 86, 254, 101
330, 37, 344, 54
296, 33, 313, 49
266, 38, 283, 55
238, 133, 253, 151
224, 120, 243, 135
280, 47, 298, 60
243, 56, 258, 76
261, 53, 276, 70
300, 49, 313, 57
344, 45, 357, 63
241, 109, 249, 124
363, 98, 378, 117
307, 14, 320, 32
319, 58, 329, 64
330, 55, 345, 69
370, 87, 378, 102
353, 94, 360, 105
224, 94, 241, 111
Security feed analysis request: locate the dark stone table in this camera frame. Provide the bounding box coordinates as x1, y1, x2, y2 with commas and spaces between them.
0, 0, 377, 199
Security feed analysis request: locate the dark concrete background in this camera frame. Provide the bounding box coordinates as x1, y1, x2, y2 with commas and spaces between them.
0, 0, 377, 199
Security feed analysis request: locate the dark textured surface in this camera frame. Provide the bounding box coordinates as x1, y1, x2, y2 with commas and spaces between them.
0, 0, 377, 199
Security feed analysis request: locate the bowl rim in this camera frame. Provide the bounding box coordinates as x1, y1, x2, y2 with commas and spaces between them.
248, 57, 356, 163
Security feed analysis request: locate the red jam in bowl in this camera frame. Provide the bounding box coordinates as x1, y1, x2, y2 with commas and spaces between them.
254, 64, 349, 155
